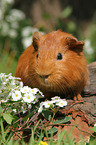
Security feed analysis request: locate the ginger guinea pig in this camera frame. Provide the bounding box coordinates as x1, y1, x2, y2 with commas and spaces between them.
15, 30, 88, 100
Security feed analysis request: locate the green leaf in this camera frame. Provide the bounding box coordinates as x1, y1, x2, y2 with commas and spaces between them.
47, 127, 58, 134
42, 110, 52, 121
3, 113, 14, 124
90, 126, 96, 132
61, 6, 72, 18
53, 116, 71, 124
0, 106, 3, 114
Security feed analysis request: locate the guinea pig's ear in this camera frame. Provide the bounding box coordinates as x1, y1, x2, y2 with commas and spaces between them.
32, 32, 41, 51
65, 37, 84, 51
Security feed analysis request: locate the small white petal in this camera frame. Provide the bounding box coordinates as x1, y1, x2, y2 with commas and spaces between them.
94, 123, 96, 126
23, 93, 35, 103
38, 106, 43, 113
13, 109, 17, 113
43, 101, 51, 108
56, 100, 67, 107
12, 90, 22, 101
19, 81, 23, 88
20, 86, 31, 93
51, 96, 61, 101
31, 88, 38, 94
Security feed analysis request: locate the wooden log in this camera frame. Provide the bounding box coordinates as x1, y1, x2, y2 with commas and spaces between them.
83, 61, 96, 96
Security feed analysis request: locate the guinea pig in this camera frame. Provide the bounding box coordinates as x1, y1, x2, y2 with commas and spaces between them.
15, 30, 88, 101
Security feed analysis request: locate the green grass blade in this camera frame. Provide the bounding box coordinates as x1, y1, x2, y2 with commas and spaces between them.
1, 119, 6, 143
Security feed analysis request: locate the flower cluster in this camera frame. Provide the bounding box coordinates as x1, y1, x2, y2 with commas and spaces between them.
38, 96, 67, 113
0, 73, 67, 114
0, 73, 44, 114
0, 73, 22, 89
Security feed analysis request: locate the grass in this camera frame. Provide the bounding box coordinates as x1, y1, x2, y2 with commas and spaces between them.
0, 117, 96, 145
0, 44, 17, 75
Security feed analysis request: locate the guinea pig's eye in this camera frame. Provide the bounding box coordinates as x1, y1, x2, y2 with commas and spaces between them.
57, 53, 63, 60
36, 54, 39, 58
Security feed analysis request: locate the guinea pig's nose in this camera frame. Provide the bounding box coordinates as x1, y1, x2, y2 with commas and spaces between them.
39, 75, 49, 80
39, 74, 50, 84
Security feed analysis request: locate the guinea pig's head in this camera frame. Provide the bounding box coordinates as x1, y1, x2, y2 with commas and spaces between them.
31, 30, 87, 96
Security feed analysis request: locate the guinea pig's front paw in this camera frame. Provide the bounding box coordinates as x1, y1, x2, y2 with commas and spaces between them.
70, 94, 84, 106
73, 94, 83, 101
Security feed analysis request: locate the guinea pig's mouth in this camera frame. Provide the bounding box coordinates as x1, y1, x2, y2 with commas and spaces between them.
39, 74, 51, 87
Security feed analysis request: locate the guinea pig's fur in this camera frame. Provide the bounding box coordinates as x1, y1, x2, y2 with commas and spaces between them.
15, 30, 88, 100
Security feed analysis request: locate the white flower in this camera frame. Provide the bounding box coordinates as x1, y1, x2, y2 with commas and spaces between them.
31, 88, 39, 94
10, 80, 16, 86
22, 37, 32, 48
0, 99, 8, 103
13, 109, 16, 113
94, 123, 96, 127
85, 39, 94, 55
2, 82, 6, 85
23, 93, 35, 103
56, 100, 67, 107
12, 90, 22, 101
51, 96, 61, 103
43, 101, 52, 108
14, 77, 21, 80
20, 86, 32, 93
28, 104, 32, 109
38, 102, 45, 113
9, 29, 18, 38
8, 75, 14, 80
51, 96, 61, 101
5, 78, 9, 82
9, 9, 25, 21
0, 73, 5, 78
22, 26, 32, 37
38, 106, 43, 113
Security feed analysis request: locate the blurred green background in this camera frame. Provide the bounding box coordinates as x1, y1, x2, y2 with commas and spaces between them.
0, 0, 96, 75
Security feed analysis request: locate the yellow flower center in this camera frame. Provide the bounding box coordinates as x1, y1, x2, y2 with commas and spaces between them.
15, 94, 18, 97
27, 96, 30, 99
60, 103, 63, 105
